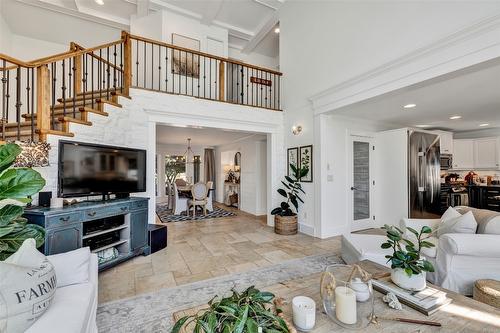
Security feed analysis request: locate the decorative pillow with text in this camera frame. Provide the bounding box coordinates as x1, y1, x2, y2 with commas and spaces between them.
0, 239, 57, 333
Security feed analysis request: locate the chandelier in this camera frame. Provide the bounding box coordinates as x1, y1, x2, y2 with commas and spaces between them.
183, 138, 195, 164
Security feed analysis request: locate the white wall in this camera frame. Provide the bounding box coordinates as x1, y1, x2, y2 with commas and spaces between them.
8, 34, 67, 60
0, 9, 12, 54
229, 46, 279, 70
280, 1, 500, 238
216, 136, 267, 216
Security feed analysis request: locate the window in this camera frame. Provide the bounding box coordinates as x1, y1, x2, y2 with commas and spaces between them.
165, 155, 200, 184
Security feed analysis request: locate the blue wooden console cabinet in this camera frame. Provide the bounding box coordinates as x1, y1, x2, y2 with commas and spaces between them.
24, 197, 150, 271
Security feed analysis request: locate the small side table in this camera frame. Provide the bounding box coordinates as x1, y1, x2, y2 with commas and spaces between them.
473, 279, 500, 309
148, 224, 167, 254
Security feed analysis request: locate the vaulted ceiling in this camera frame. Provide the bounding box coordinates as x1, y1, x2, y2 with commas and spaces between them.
2, 0, 280, 58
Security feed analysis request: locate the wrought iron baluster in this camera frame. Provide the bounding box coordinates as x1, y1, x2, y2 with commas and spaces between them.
26, 68, 31, 140
15, 68, 21, 140
197, 55, 200, 97
1, 60, 7, 141
99, 49, 103, 99
260, 70, 263, 108
165, 47, 168, 92
143, 41, 146, 89
203, 56, 206, 98
246, 67, 249, 106
135, 40, 139, 87
51, 63, 56, 129
91, 52, 95, 110
113, 44, 117, 92
178, 50, 181, 94
158, 44, 161, 90
209, 58, 211, 99
151, 43, 154, 90
62, 59, 67, 117
120, 42, 123, 92
106, 47, 111, 101
277, 74, 280, 110
71, 57, 76, 117
30, 68, 34, 140
5, 70, 10, 133
185, 51, 188, 95
191, 53, 194, 96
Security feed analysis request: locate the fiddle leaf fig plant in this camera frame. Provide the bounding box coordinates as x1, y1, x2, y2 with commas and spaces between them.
0, 143, 46, 260
270, 163, 308, 217
381, 224, 435, 277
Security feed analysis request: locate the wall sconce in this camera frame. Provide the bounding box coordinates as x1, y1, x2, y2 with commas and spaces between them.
292, 125, 302, 135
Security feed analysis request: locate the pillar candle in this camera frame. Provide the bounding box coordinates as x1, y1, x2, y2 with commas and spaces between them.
335, 286, 357, 325
292, 296, 316, 330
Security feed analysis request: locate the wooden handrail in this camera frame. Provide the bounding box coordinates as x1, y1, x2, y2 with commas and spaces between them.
127, 33, 282, 76
71, 42, 124, 73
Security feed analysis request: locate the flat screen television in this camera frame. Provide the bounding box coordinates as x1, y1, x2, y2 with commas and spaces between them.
58, 141, 146, 198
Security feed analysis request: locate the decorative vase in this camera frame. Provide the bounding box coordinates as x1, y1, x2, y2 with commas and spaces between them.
320, 264, 374, 330
390, 268, 426, 291
274, 214, 298, 235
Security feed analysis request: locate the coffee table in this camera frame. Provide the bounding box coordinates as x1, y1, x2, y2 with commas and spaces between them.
173, 260, 500, 332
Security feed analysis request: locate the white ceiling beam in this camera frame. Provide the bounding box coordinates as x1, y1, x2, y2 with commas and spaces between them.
241, 11, 278, 54
136, 0, 150, 18
253, 0, 284, 11
200, 0, 223, 26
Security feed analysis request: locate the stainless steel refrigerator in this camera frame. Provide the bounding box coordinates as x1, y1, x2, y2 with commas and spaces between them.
408, 130, 441, 219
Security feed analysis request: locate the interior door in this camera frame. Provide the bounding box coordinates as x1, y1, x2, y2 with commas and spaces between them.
349, 136, 375, 231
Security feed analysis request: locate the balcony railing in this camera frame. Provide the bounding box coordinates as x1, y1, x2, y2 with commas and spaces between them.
0, 31, 282, 142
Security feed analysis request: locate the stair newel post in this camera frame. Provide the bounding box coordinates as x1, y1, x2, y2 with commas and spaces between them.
122, 31, 132, 96
36, 65, 51, 142
71, 42, 82, 95
218, 60, 225, 102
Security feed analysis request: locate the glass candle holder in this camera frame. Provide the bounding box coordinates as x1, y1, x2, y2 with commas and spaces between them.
320, 264, 374, 330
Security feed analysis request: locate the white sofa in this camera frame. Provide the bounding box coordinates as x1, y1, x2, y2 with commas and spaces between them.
401, 206, 500, 296
26, 249, 98, 333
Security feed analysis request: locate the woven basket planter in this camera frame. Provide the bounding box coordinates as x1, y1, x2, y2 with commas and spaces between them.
274, 214, 298, 235
473, 279, 500, 309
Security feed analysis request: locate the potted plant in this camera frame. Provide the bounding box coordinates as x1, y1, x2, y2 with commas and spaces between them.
0, 143, 46, 260
172, 286, 293, 333
381, 224, 435, 291
271, 164, 307, 235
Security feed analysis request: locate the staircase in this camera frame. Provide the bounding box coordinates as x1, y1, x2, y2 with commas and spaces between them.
0, 32, 282, 143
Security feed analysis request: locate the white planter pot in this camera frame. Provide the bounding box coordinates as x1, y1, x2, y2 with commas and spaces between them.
391, 268, 426, 291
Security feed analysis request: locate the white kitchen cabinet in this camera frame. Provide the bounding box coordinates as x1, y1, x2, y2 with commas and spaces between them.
453, 139, 474, 169
435, 130, 453, 154
474, 138, 499, 169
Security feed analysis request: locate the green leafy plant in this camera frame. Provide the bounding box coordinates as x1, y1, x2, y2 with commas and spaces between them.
172, 286, 290, 333
381, 224, 435, 277
270, 164, 307, 217
0, 143, 46, 260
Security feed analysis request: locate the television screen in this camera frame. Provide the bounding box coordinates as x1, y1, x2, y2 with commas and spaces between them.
58, 141, 146, 197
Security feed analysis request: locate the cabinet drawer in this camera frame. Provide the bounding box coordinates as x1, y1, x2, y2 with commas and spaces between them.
47, 212, 82, 228
84, 204, 129, 220
130, 200, 148, 210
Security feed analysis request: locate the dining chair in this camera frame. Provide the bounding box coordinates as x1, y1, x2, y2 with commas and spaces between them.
173, 183, 189, 215
206, 181, 214, 212
188, 182, 208, 218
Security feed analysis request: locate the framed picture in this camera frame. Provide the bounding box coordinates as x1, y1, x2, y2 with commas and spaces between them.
172, 33, 200, 78
299, 145, 313, 182
287, 147, 299, 177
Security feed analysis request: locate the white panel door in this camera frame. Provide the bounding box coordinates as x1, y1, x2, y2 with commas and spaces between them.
349, 136, 375, 231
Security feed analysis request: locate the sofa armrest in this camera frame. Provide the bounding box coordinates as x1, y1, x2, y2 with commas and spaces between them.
439, 233, 500, 257
400, 218, 441, 234
47, 247, 91, 287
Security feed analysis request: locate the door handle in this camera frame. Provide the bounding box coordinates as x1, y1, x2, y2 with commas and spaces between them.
351, 187, 357, 191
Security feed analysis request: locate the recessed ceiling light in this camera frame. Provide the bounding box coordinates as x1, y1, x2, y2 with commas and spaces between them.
403, 103, 416, 109
449, 115, 462, 120
415, 124, 431, 128
95, 0, 104, 5
479, 123, 490, 127
274, 27, 280, 34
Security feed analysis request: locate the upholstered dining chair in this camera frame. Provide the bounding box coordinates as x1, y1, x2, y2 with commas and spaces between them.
173, 182, 189, 215
206, 181, 214, 212
188, 182, 208, 218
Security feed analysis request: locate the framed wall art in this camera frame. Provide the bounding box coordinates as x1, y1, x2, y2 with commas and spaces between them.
172, 33, 200, 78
299, 145, 313, 182
287, 147, 299, 177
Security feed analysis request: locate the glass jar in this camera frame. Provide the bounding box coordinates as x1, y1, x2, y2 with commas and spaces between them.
320, 264, 374, 330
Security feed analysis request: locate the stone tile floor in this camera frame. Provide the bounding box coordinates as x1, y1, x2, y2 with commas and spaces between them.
98, 205, 341, 304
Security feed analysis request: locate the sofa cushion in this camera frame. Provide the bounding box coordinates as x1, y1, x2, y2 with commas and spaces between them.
48, 247, 90, 288
441, 206, 461, 223
455, 206, 500, 235
0, 239, 57, 333
25, 282, 96, 333
437, 211, 477, 237
341, 234, 391, 268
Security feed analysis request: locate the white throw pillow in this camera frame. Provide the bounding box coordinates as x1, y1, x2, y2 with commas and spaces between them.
437, 211, 478, 237
47, 247, 90, 288
441, 206, 462, 223
0, 239, 57, 333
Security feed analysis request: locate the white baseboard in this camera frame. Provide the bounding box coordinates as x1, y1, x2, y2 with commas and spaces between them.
299, 223, 315, 236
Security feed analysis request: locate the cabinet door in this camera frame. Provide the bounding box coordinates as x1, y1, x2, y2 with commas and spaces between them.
474, 138, 498, 169
440, 132, 454, 154
46, 225, 81, 255
453, 140, 474, 169
130, 209, 148, 250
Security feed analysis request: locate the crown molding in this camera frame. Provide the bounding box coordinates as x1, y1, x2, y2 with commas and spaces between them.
309, 12, 500, 115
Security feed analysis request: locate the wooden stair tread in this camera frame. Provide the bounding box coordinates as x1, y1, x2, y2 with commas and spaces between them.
37, 129, 74, 137
57, 116, 92, 126
80, 107, 108, 117
23, 109, 81, 119
76, 88, 123, 97
96, 99, 122, 108
2, 130, 37, 137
